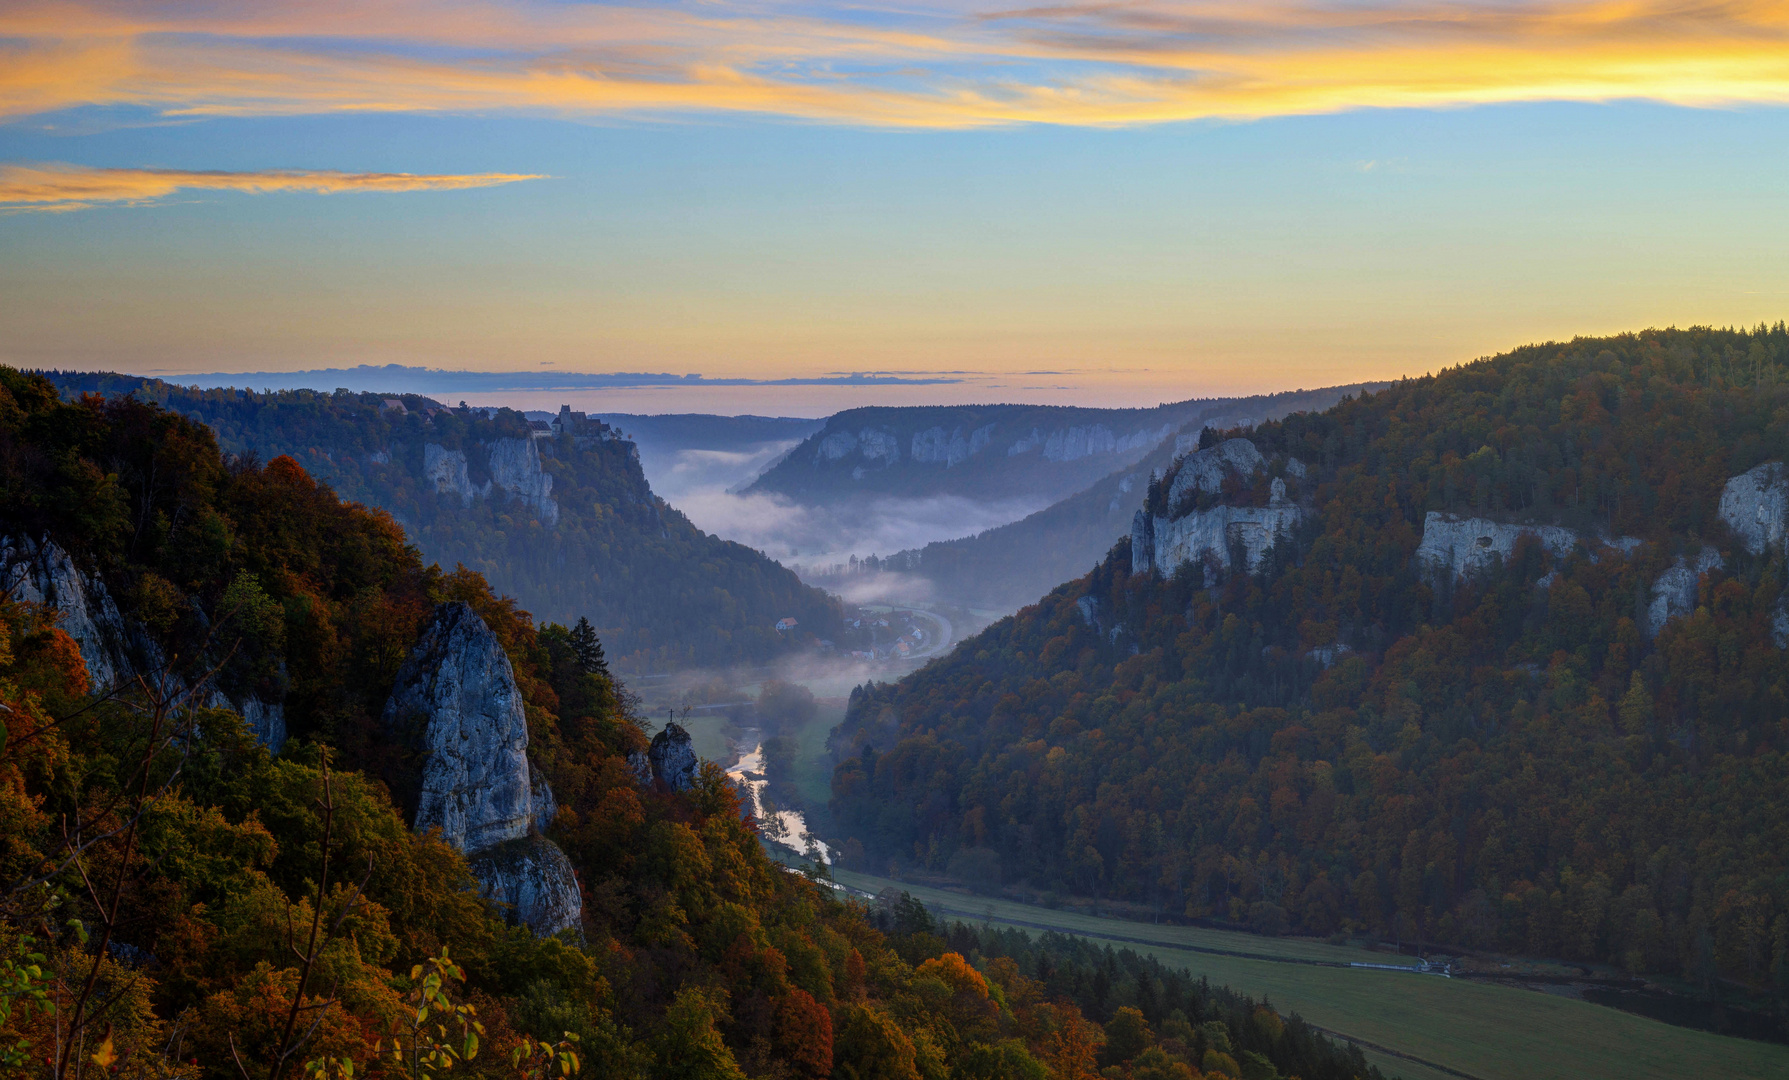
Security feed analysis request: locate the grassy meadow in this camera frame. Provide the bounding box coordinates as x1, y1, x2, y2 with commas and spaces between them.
827, 867, 1789, 1080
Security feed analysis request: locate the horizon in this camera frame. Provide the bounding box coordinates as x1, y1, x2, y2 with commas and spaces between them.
6, 4, 1789, 410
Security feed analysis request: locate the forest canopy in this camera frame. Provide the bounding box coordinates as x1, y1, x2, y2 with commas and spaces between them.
0, 367, 1376, 1078
832, 324, 1789, 1000
35, 372, 844, 672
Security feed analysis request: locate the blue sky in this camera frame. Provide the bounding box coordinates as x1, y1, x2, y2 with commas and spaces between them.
4, 1, 1789, 412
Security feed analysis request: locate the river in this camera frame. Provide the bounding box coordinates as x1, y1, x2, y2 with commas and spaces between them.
725, 733, 832, 864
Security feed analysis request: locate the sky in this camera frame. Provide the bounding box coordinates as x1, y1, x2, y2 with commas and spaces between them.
3, 0, 1789, 414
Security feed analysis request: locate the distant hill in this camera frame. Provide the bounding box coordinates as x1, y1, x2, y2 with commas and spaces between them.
746, 400, 1226, 505
804, 385, 1380, 612
40, 372, 843, 671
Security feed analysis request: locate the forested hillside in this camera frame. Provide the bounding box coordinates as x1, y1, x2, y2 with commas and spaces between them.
832, 325, 1789, 999
0, 367, 1377, 1079
38, 372, 841, 671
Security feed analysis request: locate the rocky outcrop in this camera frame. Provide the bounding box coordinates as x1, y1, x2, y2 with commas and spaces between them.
1133, 473, 1300, 578
1718, 461, 1789, 556
384, 602, 535, 853
1166, 438, 1266, 506
912, 424, 995, 466
1130, 510, 1156, 574
383, 601, 581, 936
1, 535, 287, 749
1130, 439, 1303, 578
817, 428, 901, 467
241, 697, 287, 754
486, 438, 559, 526
1647, 547, 1724, 638
469, 835, 582, 937
424, 440, 558, 524
424, 444, 484, 505
1415, 514, 1587, 581
1006, 423, 1169, 462
1, 534, 135, 690
647, 721, 699, 792
529, 762, 557, 833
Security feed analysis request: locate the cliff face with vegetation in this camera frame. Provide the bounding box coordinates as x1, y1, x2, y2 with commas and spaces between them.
39, 372, 843, 672
0, 366, 1378, 1079
834, 325, 1789, 998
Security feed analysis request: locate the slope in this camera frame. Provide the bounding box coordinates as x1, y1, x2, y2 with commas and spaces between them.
830, 324, 1789, 1011
0, 365, 1381, 1080
39, 372, 842, 671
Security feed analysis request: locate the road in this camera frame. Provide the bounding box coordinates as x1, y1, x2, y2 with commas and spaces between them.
895, 606, 953, 659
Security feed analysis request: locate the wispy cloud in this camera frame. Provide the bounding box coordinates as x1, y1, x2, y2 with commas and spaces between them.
0, 162, 547, 213
136, 364, 965, 393
4, 0, 1789, 128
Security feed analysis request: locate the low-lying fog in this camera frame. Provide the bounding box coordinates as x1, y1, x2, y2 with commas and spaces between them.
637, 440, 1049, 572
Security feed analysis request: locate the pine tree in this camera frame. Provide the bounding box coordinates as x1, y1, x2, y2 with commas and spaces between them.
570, 616, 608, 675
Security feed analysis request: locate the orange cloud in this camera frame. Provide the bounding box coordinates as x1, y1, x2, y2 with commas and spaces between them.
1, 0, 1788, 127
0, 163, 548, 212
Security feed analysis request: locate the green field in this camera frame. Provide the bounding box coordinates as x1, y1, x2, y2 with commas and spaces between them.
828, 868, 1789, 1080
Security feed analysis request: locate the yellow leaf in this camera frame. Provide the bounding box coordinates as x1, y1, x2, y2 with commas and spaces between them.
90, 1037, 117, 1068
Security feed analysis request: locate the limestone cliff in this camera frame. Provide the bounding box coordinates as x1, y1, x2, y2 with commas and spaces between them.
382, 601, 582, 936
1, 534, 135, 690
423, 439, 559, 525
469, 835, 582, 937
384, 602, 535, 853
1165, 438, 1266, 506
1414, 514, 1590, 582
0, 535, 287, 749
486, 438, 560, 525
1130, 438, 1301, 577
1718, 461, 1789, 556
423, 444, 486, 506
647, 721, 699, 792
1647, 547, 1724, 638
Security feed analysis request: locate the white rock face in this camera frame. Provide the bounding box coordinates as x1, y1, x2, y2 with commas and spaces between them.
0, 535, 132, 690
1646, 547, 1724, 638
384, 602, 535, 853
486, 437, 559, 525
1, 535, 285, 749
384, 602, 580, 936
530, 762, 557, 833
1774, 598, 1789, 649
647, 721, 700, 792
1415, 514, 1585, 581
858, 429, 900, 464
817, 430, 857, 461
241, 697, 287, 755
1167, 439, 1266, 506
1718, 461, 1789, 556
470, 835, 582, 937
423, 444, 487, 505
1044, 425, 1115, 462
1131, 441, 1299, 577
910, 424, 996, 467
1147, 484, 1300, 577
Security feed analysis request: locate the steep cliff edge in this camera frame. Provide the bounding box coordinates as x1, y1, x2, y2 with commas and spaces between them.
0, 534, 288, 749
1130, 438, 1304, 578
383, 601, 581, 935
